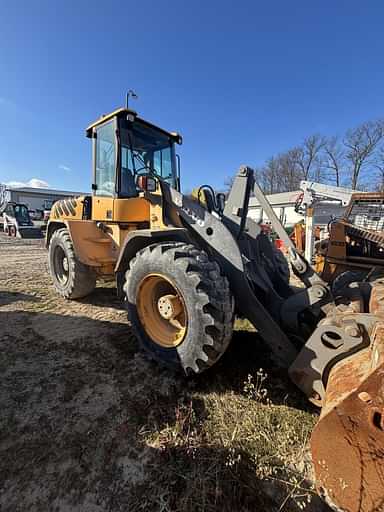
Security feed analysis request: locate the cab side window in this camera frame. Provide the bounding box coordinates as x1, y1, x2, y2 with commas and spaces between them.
95, 121, 116, 197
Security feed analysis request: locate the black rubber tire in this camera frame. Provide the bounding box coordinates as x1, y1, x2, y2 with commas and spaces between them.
48, 228, 96, 299
124, 242, 234, 375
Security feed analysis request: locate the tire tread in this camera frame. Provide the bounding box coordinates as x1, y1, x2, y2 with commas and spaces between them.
124, 242, 234, 374
49, 228, 96, 299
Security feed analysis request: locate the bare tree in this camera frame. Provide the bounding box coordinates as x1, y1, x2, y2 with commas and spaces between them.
323, 136, 344, 186
223, 175, 235, 193
220, 118, 384, 195
343, 120, 384, 189
296, 134, 326, 181
373, 147, 384, 192
259, 157, 282, 194
278, 148, 303, 191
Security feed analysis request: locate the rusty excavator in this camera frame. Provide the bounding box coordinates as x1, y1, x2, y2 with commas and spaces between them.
46, 103, 384, 511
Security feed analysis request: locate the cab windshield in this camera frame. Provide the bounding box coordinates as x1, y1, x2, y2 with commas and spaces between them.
119, 119, 177, 197
14, 205, 31, 224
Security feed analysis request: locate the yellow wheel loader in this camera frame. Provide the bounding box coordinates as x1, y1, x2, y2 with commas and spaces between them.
46, 105, 384, 512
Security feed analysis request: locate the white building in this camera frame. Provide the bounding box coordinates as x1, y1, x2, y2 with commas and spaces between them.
0, 185, 87, 213
248, 190, 346, 227
248, 190, 303, 226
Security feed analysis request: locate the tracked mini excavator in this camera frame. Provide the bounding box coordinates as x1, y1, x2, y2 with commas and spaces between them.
46, 105, 384, 512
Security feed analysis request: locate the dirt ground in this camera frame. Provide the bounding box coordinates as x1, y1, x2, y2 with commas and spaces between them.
0, 234, 330, 512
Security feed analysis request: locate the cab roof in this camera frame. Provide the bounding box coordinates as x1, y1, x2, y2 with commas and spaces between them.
85, 107, 182, 143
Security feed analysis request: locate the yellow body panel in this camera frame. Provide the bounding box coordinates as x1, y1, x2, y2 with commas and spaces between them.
58, 220, 144, 275
65, 220, 115, 270
113, 197, 150, 222
91, 197, 114, 221
144, 189, 182, 230
49, 195, 152, 275
106, 223, 139, 251
91, 196, 150, 222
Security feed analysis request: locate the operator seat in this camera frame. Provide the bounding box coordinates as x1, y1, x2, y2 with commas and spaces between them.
121, 167, 138, 197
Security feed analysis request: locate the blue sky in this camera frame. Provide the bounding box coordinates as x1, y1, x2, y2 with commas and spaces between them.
0, 0, 383, 193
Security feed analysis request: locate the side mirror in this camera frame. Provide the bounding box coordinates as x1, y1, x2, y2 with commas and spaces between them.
136, 175, 157, 192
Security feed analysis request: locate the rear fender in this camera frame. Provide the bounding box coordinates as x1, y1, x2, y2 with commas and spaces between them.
45, 220, 66, 248
46, 220, 114, 268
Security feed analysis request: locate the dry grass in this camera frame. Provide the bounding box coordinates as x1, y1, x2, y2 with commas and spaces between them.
136, 363, 319, 512
0, 235, 329, 512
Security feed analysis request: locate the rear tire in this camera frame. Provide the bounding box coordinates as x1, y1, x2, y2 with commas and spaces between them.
124, 242, 234, 374
48, 228, 96, 299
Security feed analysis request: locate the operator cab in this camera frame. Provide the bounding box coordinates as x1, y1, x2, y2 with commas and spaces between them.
4, 202, 33, 226
86, 108, 182, 198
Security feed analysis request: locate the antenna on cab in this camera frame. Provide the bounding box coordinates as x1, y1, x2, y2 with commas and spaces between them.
126, 89, 138, 109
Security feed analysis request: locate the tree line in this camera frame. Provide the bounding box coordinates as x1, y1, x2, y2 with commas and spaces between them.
234, 118, 384, 194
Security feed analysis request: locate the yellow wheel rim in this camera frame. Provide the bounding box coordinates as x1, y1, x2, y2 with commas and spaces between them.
136, 273, 188, 348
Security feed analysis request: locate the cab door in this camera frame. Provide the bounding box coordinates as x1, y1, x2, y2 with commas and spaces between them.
92, 119, 116, 221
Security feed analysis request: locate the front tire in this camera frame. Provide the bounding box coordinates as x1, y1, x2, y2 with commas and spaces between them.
124, 242, 234, 375
48, 228, 96, 299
